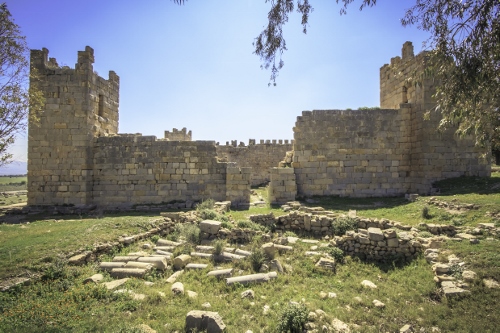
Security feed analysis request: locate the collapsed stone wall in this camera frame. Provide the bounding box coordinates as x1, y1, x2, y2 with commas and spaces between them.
216, 139, 293, 186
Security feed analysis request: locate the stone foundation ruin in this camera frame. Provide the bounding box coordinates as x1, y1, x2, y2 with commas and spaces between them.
27, 42, 490, 209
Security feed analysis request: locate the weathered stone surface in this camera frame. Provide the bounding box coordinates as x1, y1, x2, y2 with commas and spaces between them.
185, 310, 226, 333
361, 280, 377, 289
173, 254, 191, 270
199, 220, 222, 234
483, 278, 500, 289
112, 256, 140, 262
261, 242, 275, 258
123, 262, 154, 270
433, 263, 450, 274
83, 273, 104, 284
387, 237, 399, 248
315, 257, 336, 271
137, 256, 168, 270
157, 239, 181, 247
187, 290, 198, 298
68, 252, 90, 265
166, 270, 184, 283
367, 228, 384, 241
241, 289, 255, 299
270, 259, 284, 273
441, 281, 470, 297
99, 262, 126, 271
462, 270, 477, 282
185, 263, 208, 270
372, 300, 385, 308
207, 268, 233, 279
102, 278, 129, 290
331, 318, 350, 332
226, 272, 278, 286
400, 324, 414, 333
171, 282, 184, 295
110, 268, 148, 279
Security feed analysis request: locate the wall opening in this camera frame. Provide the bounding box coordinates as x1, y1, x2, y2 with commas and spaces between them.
98, 94, 104, 117
402, 86, 408, 104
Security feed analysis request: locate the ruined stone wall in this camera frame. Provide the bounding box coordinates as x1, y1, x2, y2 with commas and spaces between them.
293, 109, 412, 197
28, 47, 251, 208
268, 167, 297, 204
216, 139, 293, 186
92, 136, 235, 207
291, 42, 489, 198
164, 128, 192, 141
28, 47, 119, 205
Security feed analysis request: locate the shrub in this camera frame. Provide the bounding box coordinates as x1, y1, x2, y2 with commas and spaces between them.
283, 231, 297, 237
150, 235, 160, 243
328, 247, 345, 263
249, 247, 266, 272
452, 217, 466, 226
422, 206, 431, 219
213, 239, 226, 255
196, 198, 215, 210
198, 209, 218, 220
236, 220, 265, 231
221, 221, 233, 230
450, 263, 465, 279
332, 217, 357, 236
418, 231, 433, 238
178, 224, 201, 244
276, 303, 308, 333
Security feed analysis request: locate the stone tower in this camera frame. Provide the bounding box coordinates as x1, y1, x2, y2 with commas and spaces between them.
28, 46, 119, 205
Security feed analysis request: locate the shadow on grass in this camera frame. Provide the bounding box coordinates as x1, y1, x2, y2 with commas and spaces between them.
433, 175, 500, 196
0, 210, 162, 225
303, 195, 411, 213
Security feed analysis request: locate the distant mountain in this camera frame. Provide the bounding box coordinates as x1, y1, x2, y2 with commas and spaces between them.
0, 161, 27, 176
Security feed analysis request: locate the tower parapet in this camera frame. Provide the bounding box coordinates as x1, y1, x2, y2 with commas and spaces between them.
28, 47, 119, 205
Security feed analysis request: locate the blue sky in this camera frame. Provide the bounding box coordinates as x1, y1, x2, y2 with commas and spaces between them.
4, 0, 429, 166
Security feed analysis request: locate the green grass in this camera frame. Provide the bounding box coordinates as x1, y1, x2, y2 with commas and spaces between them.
0, 175, 499, 332
0, 213, 161, 280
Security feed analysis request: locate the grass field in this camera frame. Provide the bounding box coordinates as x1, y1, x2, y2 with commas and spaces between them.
0, 176, 27, 206
0, 175, 499, 332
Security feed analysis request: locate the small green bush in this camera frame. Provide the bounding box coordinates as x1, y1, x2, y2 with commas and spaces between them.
328, 247, 345, 263
283, 231, 297, 237
249, 247, 266, 272
236, 220, 265, 231
450, 263, 465, 279
452, 217, 466, 226
198, 209, 218, 220
276, 303, 308, 333
221, 221, 233, 230
418, 231, 433, 238
332, 217, 357, 236
178, 224, 201, 244
213, 239, 226, 255
422, 206, 432, 219
196, 198, 215, 210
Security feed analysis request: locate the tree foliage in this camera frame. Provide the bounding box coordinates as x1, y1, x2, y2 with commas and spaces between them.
401, 0, 499, 148
251, 0, 499, 148
0, 3, 43, 167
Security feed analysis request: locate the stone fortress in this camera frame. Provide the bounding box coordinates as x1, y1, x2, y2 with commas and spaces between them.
27, 42, 490, 209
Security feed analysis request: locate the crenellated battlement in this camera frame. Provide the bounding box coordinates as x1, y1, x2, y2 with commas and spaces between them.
220, 139, 294, 147
164, 127, 192, 141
